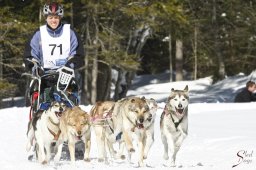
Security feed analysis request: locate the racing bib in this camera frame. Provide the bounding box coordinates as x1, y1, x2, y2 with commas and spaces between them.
40, 24, 70, 69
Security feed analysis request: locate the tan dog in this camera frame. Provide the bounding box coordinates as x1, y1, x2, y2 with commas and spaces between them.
54, 106, 91, 163
111, 97, 154, 167
90, 101, 125, 162
160, 85, 189, 167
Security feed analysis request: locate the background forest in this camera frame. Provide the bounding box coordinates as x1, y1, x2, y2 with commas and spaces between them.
0, 0, 256, 106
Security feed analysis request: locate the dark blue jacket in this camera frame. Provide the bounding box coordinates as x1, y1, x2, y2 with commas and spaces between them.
234, 88, 256, 102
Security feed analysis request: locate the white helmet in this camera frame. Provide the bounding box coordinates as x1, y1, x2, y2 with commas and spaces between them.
43, 2, 64, 18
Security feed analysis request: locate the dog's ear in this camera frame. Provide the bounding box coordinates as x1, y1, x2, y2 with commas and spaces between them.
130, 98, 136, 103
141, 96, 146, 100
83, 113, 89, 123
97, 101, 103, 106
90, 105, 97, 117
184, 85, 189, 92
171, 88, 174, 92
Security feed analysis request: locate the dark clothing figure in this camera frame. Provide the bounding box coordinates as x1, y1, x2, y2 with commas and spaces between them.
234, 88, 256, 103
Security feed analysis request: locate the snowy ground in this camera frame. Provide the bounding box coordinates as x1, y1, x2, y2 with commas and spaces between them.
0, 71, 256, 170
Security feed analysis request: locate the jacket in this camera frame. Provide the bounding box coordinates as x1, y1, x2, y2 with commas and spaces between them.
234, 88, 256, 103
24, 23, 84, 70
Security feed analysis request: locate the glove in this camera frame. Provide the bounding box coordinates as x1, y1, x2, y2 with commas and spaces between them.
25, 57, 37, 69
65, 56, 75, 69
65, 62, 75, 69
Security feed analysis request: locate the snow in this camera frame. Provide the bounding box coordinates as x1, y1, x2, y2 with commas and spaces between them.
1, 72, 256, 170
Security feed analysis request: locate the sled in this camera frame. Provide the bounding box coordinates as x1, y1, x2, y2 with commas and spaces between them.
22, 58, 79, 120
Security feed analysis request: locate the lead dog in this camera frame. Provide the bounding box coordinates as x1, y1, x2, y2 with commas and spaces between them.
26, 101, 66, 164
160, 85, 189, 167
54, 106, 91, 163
111, 96, 156, 167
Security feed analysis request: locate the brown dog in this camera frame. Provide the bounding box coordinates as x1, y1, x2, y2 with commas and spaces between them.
54, 106, 91, 163
90, 101, 122, 162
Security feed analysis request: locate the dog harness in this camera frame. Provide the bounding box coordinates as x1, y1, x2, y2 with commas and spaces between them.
47, 117, 61, 140
163, 105, 183, 131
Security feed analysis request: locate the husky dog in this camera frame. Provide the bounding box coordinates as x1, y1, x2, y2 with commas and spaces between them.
143, 98, 158, 159
90, 101, 122, 162
54, 106, 91, 163
111, 97, 155, 167
160, 85, 189, 167
26, 101, 66, 164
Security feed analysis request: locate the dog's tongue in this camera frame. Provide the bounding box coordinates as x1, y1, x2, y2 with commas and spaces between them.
76, 135, 82, 140
55, 112, 62, 118
177, 109, 183, 114
137, 123, 144, 129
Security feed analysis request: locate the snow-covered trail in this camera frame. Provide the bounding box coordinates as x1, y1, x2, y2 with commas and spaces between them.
0, 102, 256, 170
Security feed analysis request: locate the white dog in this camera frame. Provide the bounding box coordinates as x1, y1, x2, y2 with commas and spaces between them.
30, 101, 66, 164
160, 85, 189, 167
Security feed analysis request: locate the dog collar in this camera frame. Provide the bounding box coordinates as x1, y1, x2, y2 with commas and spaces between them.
48, 117, 59, 126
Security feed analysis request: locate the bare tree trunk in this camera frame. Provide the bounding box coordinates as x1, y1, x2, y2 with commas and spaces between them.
81, 16, 91, 104
168, 33, 173, 82
91, 16, 99, 104
70, 2, 74, 26
0, 45, 2, 80
39, 0, 44, 23
114, 68, 123, 101
97, 62, 111, 101
213, 0, 225, 79
175, 39, 183, 81
194, 25, 198, 80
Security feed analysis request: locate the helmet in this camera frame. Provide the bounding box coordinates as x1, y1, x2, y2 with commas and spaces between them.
43, 2, 64, 18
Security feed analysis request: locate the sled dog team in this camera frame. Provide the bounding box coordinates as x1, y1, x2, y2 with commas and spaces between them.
26, 85, 189, 167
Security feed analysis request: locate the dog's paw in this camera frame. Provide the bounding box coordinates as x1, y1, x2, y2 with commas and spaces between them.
169, 160, 176, 167
41, 160, 47, 165
26, 142, 32, 152
162, 160, 175, 167
84, 158, 90, 162
121, 155, 126, 160
129, 148, 135, 153
163, 154, 169, 160
98, 158, 104, 162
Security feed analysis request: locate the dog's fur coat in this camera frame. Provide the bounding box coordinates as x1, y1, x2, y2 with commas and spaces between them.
26, 101, 66, 164
111, 96, 156, 166
54, 106, 91, 163
90, 101, 120, 162
160, 85, 189, 167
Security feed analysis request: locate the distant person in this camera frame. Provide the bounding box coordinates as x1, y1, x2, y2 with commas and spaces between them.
234, 81, 256, 102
